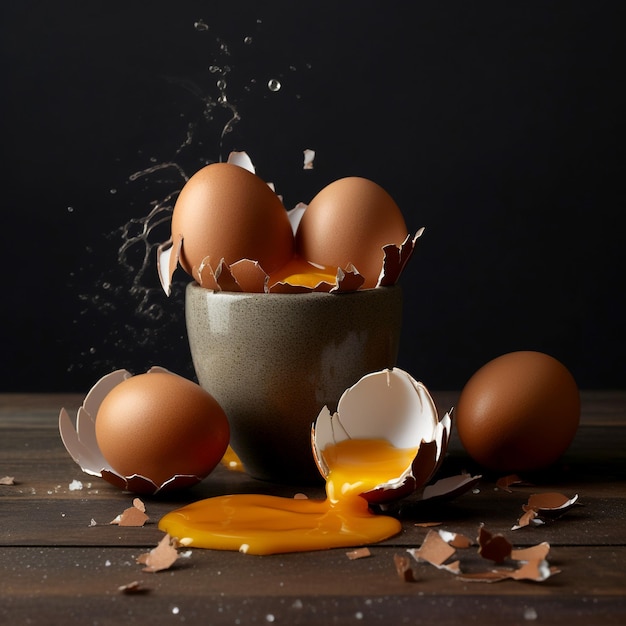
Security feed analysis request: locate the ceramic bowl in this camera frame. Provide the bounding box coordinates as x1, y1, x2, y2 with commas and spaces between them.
185, 282, 403, 483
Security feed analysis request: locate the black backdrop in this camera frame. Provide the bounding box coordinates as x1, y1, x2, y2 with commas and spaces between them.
2, 1, 625, 392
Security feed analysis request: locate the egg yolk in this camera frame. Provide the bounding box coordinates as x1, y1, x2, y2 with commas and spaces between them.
220, 445, 245, 472
158, 438, 416, 555
269, 256, 338, 289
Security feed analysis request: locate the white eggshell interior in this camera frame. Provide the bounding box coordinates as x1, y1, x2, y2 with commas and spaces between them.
327, 368, 438, 449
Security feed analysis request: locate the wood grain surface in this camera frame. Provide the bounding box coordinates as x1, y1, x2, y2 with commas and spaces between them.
1, 391, 625, 625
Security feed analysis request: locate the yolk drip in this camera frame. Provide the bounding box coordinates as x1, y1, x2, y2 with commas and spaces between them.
269, 256, 338, 289
158, 438, 416, 555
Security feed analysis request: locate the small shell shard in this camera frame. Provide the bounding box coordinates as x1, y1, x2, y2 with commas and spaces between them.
287, 203, 307, 234
330, 265, 365, 293
376, 228, 424, 288
156, 235, 184, 297
156, 239, 173, 296
303, 148, 315, 170
213, 260, 242, 292
227, 151, 255, 173
229, 259, 270, 293
196, 257, 220, 291
421, 472, 481, 502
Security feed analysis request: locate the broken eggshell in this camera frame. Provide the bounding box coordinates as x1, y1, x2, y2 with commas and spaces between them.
58, 367, 212, 494
311, 368, 469, 505
157, 151, 423, 296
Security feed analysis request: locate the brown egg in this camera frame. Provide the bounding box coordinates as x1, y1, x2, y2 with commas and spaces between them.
171, 162, 294, 285
295, 177, 408, 288
455, 351, 580, 472
95, 371, 230, 486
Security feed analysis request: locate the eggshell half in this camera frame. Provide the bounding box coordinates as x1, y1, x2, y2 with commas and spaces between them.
312, 368, 452, 503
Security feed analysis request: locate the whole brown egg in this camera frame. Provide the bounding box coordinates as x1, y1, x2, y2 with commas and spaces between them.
95, 371, 230, 486
295, 177, 409, 289
455, 351, 580, 472
171, 162, 294, 284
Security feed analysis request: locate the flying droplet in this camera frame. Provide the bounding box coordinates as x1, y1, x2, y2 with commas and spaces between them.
267, 79, 281, 92
217, 79, 227, 90
243, 36, 252, 44
193, 20, 208, 31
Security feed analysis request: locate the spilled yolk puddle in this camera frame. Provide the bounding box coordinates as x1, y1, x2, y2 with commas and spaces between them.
158, 438, 416, 555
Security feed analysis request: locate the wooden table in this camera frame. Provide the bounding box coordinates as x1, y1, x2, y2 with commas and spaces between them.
1, 391, 625, 625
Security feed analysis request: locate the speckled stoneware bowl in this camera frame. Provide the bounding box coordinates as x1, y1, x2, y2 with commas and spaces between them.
185, 282, 403, 483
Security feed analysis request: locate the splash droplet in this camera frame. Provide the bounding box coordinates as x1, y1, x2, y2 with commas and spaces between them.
217, 79, 227, 90
267, 79, 281, 92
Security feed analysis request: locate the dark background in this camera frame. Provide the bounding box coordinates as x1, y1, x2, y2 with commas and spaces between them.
2, 1, 624, 392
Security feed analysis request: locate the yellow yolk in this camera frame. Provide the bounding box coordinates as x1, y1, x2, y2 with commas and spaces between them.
269, 256, 338, 289
220, 445, 245, 472
158, 438, 416, 555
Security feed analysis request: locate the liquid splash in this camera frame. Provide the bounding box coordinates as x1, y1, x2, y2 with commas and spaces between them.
69, 18, 311, 383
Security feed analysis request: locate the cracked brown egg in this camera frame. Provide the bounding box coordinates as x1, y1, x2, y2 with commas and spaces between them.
157, 152, 422, 294
295, 177, 410, 289
59, 367, 230, 494
455, 351, 580, 473
166, 161, 295, 293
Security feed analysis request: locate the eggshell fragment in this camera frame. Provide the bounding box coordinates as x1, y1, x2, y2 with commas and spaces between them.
303, 148, 315, 170
394, 554, 417, 582
311, 368, 453, 503
136, 534, 180, 573
110, 499, 149, 527
377, 229, 424, 288
512, 492, 579, 530
408, 526, 560, 583
227, 150, 255, 173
